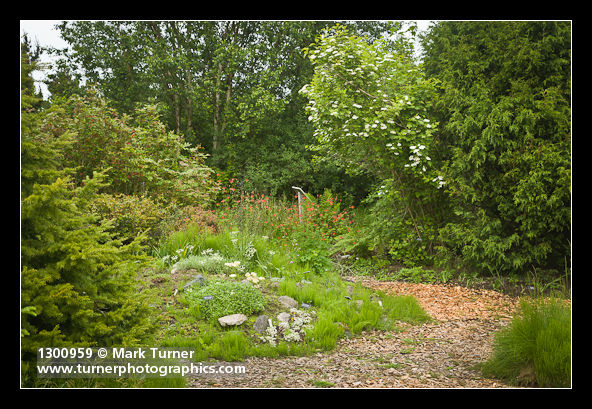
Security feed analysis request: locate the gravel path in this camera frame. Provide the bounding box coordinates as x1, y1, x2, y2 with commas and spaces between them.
187, 278, 520, 388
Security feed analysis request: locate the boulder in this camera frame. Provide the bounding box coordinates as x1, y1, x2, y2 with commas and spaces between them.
218, 313, 247, 327
253, 315, 269, 334
278, 295, 298, 309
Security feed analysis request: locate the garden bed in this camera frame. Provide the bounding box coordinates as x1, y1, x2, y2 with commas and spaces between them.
184, 278, 522, 388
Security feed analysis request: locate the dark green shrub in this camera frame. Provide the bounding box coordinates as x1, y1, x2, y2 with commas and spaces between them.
422, 21, 571, 275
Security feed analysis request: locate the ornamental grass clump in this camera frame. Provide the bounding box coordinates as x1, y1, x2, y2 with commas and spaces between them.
482, 297, 571, 387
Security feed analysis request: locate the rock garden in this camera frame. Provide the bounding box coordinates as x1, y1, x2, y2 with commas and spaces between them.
143, 229, 431, 372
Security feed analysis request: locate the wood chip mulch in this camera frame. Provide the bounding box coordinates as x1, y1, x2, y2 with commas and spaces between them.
187, 277, 522, 389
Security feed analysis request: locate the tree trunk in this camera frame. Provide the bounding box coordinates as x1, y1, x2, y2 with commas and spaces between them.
213, 62, 223, 151
147, 22, 181, 135
392, 170, 423, 240
220, 71, 234, 139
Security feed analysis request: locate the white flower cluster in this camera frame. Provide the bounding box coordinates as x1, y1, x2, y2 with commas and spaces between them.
161, 254, 175, 265
224, 260, 245, 273
260, 320, 278, 346
197, 250, 224, 265
385, 142, 402, 156
260, 309, 316, 346
244, 242, 257, 260
163, 244, 196, 266
201, 248, 214, 256
245, 272, 265, 284
377, 185, 389, 196
432, 175, 446, 189
404, 144, 432, 174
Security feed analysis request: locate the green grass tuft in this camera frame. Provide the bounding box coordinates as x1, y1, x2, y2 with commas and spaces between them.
482, 297, 571, 387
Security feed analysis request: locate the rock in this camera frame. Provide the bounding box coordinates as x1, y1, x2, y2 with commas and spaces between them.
218, 313, 247, 327
355, 300, 363, 308
346, 286, 354, 296
278, 295, 298, 309
277, 312, 291, 322
300, 302, 311, 309
182, 274, 207, 291
253, 315, 269, 334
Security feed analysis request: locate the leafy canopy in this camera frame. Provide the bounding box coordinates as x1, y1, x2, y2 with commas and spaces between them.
300, 25, 442, 188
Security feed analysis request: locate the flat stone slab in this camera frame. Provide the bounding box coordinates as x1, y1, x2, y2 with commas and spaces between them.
218, 313, 248, 327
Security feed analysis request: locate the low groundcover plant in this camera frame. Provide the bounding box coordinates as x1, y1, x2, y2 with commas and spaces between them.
184, 279, 266, 321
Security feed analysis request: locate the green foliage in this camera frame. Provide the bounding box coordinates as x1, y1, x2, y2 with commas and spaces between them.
21, 61, 156, 385
291, 230, 332, 274
393, 267, 438, 284
422, 21, 571, 275
301, 24, 441, 184
171, 252, 228, 273
21, 34, 48, 135
482, 298, 571, 387
300, 25, 448, 265
42, 92, 215, 206
184, 279, 266, 321
21, 142, 155, 385
89, 193, 170, 244
278, 272, 430, 333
